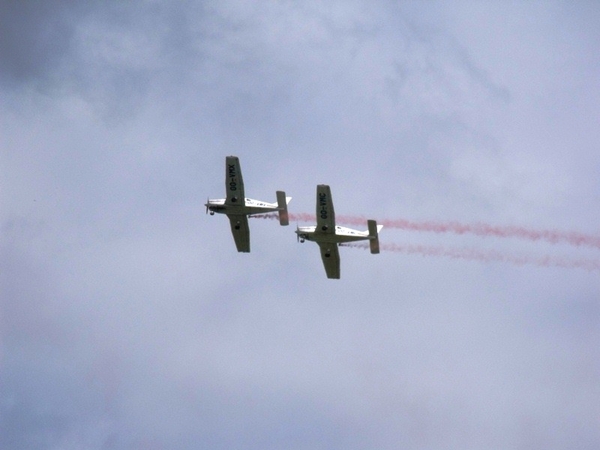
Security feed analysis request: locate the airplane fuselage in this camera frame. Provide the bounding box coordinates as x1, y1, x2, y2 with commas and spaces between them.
296, 225, 373, 244
206, 198, 281, 216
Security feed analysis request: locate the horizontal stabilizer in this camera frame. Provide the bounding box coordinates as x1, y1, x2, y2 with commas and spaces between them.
368, 220, 381, 254
276, 191, 290, 226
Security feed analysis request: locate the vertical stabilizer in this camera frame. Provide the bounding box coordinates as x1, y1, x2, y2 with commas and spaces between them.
368, 220, 381, 254
276, 191, 290, 226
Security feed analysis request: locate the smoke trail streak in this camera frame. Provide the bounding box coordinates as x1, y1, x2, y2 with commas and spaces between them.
375, 219, 600, 250
251, 213, 600, 250
340, 242, 600, 272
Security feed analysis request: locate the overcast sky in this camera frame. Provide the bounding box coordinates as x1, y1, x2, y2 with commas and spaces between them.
2, 1, 600, 449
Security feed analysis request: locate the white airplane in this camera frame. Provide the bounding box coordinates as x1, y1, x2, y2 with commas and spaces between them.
205, 156, 291, 252
295, 184, 382, 279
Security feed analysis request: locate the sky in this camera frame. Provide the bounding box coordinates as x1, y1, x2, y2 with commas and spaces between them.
1, 1, 600, 449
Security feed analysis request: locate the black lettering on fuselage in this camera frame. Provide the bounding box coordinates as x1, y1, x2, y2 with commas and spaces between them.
319, 193, 326, 206
319, 193, 328, 219
228, 164, 237, 191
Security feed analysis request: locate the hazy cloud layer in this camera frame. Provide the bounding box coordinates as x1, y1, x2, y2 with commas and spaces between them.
2, 1, 599, 449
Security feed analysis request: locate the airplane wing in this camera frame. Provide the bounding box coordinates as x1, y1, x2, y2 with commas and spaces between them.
228, 215, 250, 252
318, 242, 340, 279
316, 184, 335, 233
225, 156, 245, 205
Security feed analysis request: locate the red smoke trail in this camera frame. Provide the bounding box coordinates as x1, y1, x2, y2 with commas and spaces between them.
341, 242, 600, 272
252, 213, 600, 250
375, 219, 600, 250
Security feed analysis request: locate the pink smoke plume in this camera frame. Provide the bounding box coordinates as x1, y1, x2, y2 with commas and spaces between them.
252, 213, 600, 250
340, 242, 600, 272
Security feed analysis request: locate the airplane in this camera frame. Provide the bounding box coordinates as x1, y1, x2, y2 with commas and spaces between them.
205, 156, 291, 252
295, 184, 382, 279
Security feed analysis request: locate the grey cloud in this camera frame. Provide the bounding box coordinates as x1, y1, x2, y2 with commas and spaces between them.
0, 0, 82, 88
2, 1, 600, 449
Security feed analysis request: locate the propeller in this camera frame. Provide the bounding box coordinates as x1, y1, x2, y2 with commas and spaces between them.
205, 197, 209, 214
296, 224, 306, 243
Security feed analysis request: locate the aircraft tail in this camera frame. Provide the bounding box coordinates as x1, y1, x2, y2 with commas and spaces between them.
276, 191, 290, 226
368, 220, 382, 254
